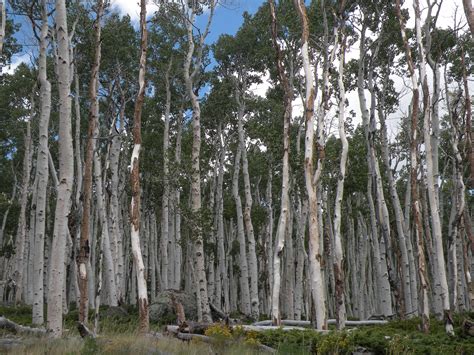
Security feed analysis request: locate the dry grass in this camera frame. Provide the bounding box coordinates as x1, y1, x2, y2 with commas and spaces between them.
1, 333, 267, 355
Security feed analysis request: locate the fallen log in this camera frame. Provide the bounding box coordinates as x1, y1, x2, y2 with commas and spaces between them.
175, 331, 276, 353
241, 325, 329, 333
252, 319, 388, 327
164, 325, 179, 335
176, 332, 212, 342
0, 316, 46, 336
175, 321, 212, 334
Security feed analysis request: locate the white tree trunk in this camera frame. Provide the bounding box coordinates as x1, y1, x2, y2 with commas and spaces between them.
216, 124, 229, 312
160, 60, 172, 290
47, 0, 74, 337
129, 0, 149, 332
414, 0, 453, 334
32, 0, 51, 325
333, 38, 348, 329
15, 119, 32, 304
232, 144, 251, 316
182, 0, 215, 323
269, 0, 293, 326
235, 85, 259, 319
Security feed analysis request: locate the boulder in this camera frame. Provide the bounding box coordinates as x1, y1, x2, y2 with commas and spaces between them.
149, 290, 197, 323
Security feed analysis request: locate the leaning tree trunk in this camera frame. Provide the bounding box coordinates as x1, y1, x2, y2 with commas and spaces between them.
47, 0, 74, 337
32, 0, 51, 325
130, 0, 149, 333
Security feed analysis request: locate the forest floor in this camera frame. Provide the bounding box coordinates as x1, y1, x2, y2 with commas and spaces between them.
0, 305, 474, 354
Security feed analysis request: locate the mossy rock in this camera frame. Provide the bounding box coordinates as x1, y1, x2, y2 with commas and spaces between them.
149, 290, 197, 324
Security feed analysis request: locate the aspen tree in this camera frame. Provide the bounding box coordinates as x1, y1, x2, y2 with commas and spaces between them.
130, 0, 149, 333
181, 0, 215, 323
268, 0, 292, 326
78, 0, 104, 325
47, 0, 74, 337
395, 0, 431, 333
32, 0, 51, 325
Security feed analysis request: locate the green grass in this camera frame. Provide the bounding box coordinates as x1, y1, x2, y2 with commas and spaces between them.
1, 305, 474, 354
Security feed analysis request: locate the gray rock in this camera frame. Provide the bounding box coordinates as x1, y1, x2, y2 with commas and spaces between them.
149, 290, 197, 323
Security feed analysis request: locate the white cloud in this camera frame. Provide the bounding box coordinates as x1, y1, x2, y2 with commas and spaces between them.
1, 53, 30, 75
110, 0, 159, 21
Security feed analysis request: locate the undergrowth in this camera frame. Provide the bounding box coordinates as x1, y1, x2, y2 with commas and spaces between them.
1, 305, 474, 354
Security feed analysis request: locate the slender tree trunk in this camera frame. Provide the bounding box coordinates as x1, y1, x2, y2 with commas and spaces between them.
396, 0, 430, 333
216, 124, 229, 312
130, 0, 149, 333
32, 0, 51, 325
265, 168, 273, 317
232, 144, 251, 316
332, 35, 348, 329
378, 73, 413, 317
161, 60, 173, 291
109, 89, 125, 301
357, 23, 393, 317
78, 0, 103, 325
269, 0, 293, 326
174, 108, 183, 290
14, 118, 32, 304
235, 82, 259, 319
182, 0, 215, 324
47, 0, 74, 337
414, 0, 453, 334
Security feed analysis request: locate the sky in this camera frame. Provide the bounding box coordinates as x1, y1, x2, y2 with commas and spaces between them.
3, 0, 470, 140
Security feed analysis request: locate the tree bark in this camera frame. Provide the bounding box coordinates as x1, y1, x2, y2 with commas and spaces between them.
182, 0, 215, 324
235, 81, 259, 319
78, 0, 104, 325
32, 0, 51, 325
332, 34, 348, 330
130, 0, 149, 333
232, 143, 251, 316
47, 0, 74, 337
161, 59, 173, 291
14, 118, 32, 304
463, 0, 474, 36
396, 0, 431, 333
414, 0, 453, 334
268, 0, 293, 326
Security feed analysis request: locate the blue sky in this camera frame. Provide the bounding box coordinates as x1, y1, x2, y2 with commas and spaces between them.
4, 0, 266, 73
